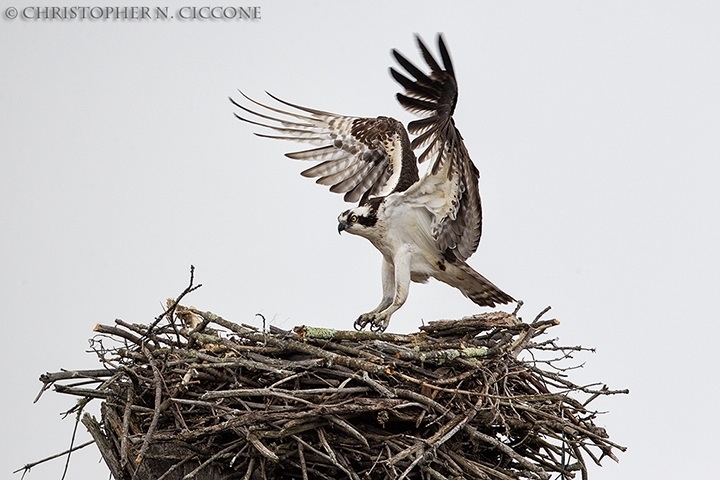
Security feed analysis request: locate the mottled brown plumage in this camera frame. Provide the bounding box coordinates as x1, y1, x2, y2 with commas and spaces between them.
392, 35, 483, 262
232, 34, 513, 332
230, 94, 417, 204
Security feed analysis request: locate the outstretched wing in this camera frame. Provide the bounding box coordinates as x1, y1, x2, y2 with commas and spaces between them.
231, 92, 418, 204
392, 34, 483, 262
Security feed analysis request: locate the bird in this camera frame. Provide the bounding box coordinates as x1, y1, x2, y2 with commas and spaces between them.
231, 34, 514, 332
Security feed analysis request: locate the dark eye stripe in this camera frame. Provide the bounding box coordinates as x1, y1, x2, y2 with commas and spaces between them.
356, 214, 377, 228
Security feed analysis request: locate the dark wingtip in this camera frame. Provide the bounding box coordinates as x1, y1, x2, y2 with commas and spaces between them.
233, 112, 259, 125
413, 33, 429, 52
391, 48, 406, 66
437, 33, 455, 78
237, 89, 257, 103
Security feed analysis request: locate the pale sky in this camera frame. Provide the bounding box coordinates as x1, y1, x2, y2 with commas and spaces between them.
2, 1, 719, 479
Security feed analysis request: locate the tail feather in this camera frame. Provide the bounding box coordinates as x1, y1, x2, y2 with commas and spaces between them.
437, 260, 514, 307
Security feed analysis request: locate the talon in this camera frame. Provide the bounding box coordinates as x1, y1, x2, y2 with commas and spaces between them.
353, 317, 364, 331
355, 311, 392, 332
354, 314, 372, 331
368, 314, 390, 333
370, 322, 386, 333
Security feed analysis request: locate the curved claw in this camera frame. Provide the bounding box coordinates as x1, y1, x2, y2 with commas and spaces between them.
355, 312, 391, 332
354, 313, 372, 331
370, 321, 386, 333
353, 317, 365, 331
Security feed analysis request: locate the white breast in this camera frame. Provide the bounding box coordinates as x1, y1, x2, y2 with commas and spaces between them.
374, 194, 441, 281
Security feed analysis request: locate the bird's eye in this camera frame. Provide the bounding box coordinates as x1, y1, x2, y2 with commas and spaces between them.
350, 214, 358, 223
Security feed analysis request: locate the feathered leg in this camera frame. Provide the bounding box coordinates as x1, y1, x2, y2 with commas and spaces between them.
355, 247, 411, 332
354, 258, 394, 331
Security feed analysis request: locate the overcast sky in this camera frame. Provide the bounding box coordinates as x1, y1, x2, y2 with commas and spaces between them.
2, 1, 719, 478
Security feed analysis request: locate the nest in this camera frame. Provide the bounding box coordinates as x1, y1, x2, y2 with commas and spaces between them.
37, 287, 627, 480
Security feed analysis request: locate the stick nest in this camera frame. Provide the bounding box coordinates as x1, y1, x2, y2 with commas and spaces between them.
40, 297, 627, 480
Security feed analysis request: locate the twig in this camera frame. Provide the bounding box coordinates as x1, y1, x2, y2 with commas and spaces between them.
13, 440, 94, 475
155, 453, 198, 480
35, 288, 626, 480
145, 265, 202, 336
82, 413, 127, 480
119, 380, 134, 468
134, 343, 163, 466
181, 440, 241, 480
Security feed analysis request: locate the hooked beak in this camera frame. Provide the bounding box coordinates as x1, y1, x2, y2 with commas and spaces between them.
337, 221, 348, 234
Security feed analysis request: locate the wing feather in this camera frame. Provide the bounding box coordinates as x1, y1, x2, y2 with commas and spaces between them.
392, 49, 435, 88
407, 116, 440, 135
231, 91, 416, 204
316, 160, 366, 186
329, 162, 373, 194
393, 34, 483, 261
300, 156, 354, 178
344, 161, 388, 203
389, 68, 438, 101
396, 94, 438, 115
287, 145, 352, 162
255, 134, 327, 144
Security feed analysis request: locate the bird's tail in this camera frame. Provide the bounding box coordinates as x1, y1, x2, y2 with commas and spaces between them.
436, 260, 514, 307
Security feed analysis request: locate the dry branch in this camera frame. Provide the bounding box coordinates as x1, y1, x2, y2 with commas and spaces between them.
33, 293, 627, 480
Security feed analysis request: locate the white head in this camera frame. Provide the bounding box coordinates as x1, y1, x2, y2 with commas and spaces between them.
337, 203, 379, 239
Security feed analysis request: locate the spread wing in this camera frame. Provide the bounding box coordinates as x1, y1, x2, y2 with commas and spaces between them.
392, 34, 483, 262
230, 92, 418, 204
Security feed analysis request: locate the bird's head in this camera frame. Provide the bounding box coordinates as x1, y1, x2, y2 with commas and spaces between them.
337, 204, 378, 237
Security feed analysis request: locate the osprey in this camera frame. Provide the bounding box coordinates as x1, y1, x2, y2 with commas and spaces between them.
232, 34, 514, 332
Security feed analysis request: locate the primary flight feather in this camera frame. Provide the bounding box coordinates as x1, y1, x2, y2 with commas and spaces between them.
232, 34, 514, 332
